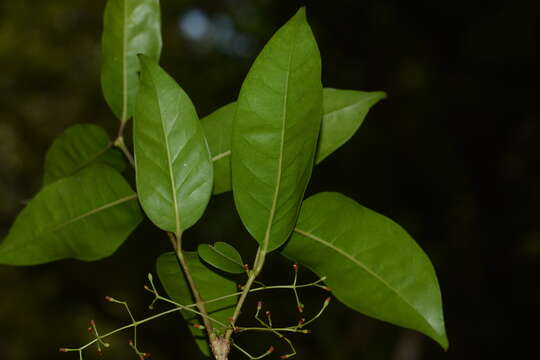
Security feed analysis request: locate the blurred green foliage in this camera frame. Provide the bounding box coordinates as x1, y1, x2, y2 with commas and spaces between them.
1, 0, 539, 359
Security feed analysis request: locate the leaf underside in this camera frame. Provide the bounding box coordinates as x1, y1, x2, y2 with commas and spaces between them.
198, 242, 244, 274
232, 8, 323, 251
0, 165, 142, 265
281, 192, 448, 349
156, 252, 237, 356
134, 56, 213, 235
43, 124, 125, 186
201, 102, 236, 194
101, 0, 162, 121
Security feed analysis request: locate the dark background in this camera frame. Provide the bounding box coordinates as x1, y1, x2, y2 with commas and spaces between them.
1, 0, 539, 359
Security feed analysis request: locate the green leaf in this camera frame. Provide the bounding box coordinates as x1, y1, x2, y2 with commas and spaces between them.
156, 252, 237, 356
198, 242, 244, 274
0, 165, 142, 265
202, 89, 384, 195
43, 124, 125, 186
281, 192, 448, 349
200, 102, 235, 194
101, 0, 162, 122
316, 88, 386, 163
134, 56, 213, 235
232, 8, 322, 251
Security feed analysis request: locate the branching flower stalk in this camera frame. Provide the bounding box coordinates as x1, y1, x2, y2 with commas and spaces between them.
58, 273, 330, 360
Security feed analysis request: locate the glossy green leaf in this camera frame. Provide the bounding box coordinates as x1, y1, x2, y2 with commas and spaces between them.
232, 8, 322, 251
281, 192, 448, 349
200, 102, 235, 194
0, 165, 142, 265
101, 0, 162, 122
43, 124, 125, 186
134, 56, 213, 235
202, 89, 384, 194
316, 88, 386, 163
156, 252, 237, 356
198, 242, 244, 274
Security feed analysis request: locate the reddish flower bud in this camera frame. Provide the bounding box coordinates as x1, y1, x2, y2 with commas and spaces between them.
58, 348, 68, 353
268, 346, 275, 354
280, 355, 291, 359
104, 296, 113, 302
298, 318, 305, 326
297, 304, 304, 313
257, 301, 263, 311
90, 320, 96, 327
322, 286, 332, 292
293, 263, 299, 273
87, 327, 93, 333
243, 264, 250, 271
193, 324, 205, 329
324, 297, 332, 305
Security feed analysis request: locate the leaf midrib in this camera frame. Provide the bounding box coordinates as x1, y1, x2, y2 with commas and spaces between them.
208, 245, 243, 267
261, 35, 296, 252
121, 0, 128, 122
145, 69, 182, 236
51, 194, 138, 231
323, 93, 382, 118
69, 143, 113, 176
293, 227, 434, 331
0, 194, 138, 256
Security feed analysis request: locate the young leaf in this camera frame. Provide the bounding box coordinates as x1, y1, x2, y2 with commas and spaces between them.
101, 0, 162, 122
232, 8, 322, 252
281, 192, 448, 349
200, 102, 235, 194
156, 252, 237, 356
316, 88, 386, 163
0, 165, 142, 265
43, 124, 125, 186
134, 56, 213, 236
198, 242, 244, 274
202, 89, 384, 195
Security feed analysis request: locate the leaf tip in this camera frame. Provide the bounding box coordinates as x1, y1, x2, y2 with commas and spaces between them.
438, 333, 449, 351
292, 7, 309, 25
